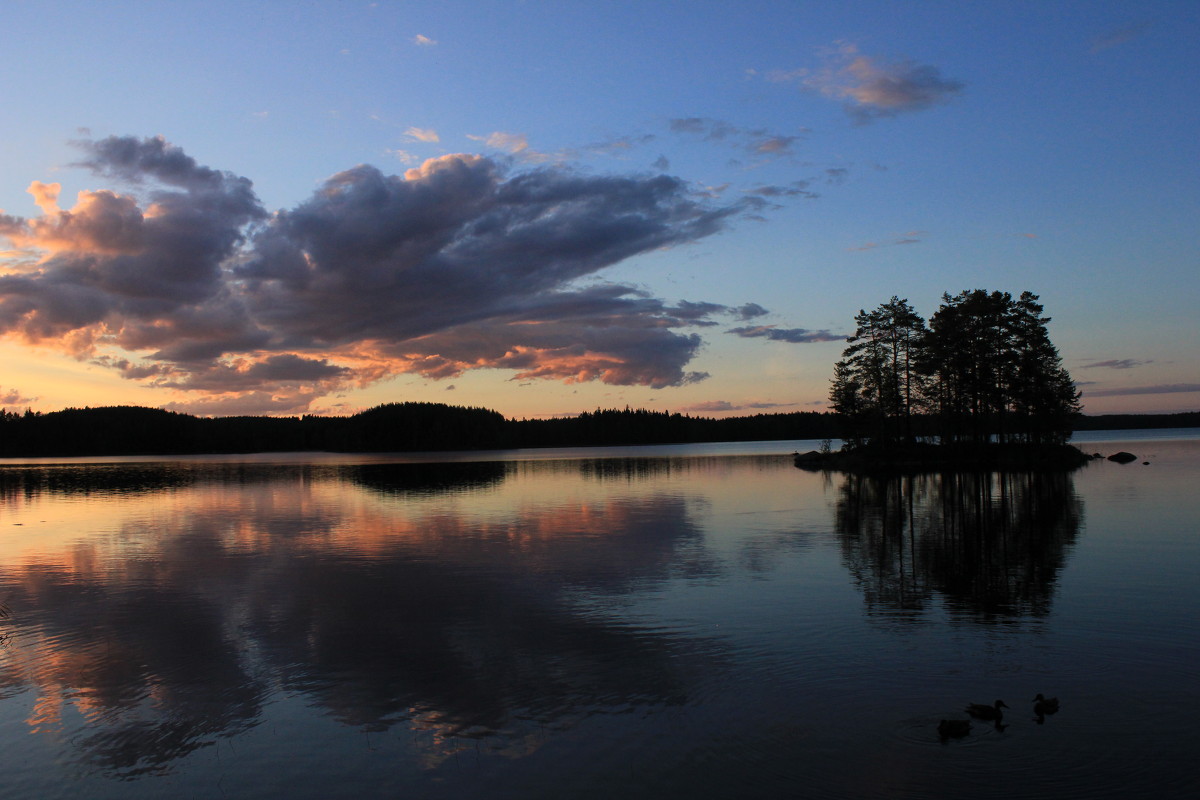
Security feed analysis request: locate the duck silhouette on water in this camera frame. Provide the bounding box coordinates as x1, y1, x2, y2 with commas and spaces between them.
1033, 693, 1059, 723
937, 718, 972, 739
965, 700, 1008, 722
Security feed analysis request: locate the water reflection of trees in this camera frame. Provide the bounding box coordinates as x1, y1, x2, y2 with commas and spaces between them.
0, 464, 195, 500
346, 461, 508, 496
0, 476, 723, 777
0, 461, 510, 504
573, 455, 782, 482
834, 470, 1082, 621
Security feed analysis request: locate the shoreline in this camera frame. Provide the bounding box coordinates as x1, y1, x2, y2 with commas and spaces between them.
793, 441, 1097, 473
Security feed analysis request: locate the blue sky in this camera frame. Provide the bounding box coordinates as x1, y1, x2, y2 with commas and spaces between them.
0, 1, 1196, 418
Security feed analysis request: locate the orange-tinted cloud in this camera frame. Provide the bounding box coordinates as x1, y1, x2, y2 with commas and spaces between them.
0, 135, 763, 414
789, 42, 964, 124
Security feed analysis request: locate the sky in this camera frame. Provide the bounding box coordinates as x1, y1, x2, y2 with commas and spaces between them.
0, 1, 1196, 419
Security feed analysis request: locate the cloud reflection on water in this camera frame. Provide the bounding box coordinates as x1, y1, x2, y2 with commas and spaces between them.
0, 459, 725, 777
0, 456, 1094, 784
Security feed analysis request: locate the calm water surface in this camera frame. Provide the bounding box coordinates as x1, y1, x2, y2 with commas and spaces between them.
0, 434, 1197, 798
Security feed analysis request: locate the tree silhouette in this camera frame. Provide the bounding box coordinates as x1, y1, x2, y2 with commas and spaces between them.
831, 290, 1080, 448
830, 296, 928, 447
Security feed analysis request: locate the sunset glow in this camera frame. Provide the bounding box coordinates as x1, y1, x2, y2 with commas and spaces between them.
0, 2, 1195, 419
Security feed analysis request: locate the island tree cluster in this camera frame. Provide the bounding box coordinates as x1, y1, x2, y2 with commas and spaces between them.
830, 290, 1081, 448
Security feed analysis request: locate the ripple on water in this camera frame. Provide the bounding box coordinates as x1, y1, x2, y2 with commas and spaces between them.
893, 715, 1009, 748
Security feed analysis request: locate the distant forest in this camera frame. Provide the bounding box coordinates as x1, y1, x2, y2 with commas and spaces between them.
0, 403, 1195, 458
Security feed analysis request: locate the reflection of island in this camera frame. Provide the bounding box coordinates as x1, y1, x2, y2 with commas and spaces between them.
834, 470, 1082, 620
346, 460, 509, 496
0, 470, 723, 777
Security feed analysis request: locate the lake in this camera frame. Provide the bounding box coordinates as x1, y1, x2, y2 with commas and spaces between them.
1, 431, 1197, 798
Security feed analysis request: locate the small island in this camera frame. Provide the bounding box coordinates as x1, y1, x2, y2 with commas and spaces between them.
805, 290, 1088, 472
793, 441, 1093, 472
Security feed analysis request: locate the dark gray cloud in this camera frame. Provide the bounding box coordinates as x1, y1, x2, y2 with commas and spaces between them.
0, 137, 769, 413
681, 399, 796, 414
1081, 383, 1200, 398
728, 325, 842, 344
153, 354, 349, 392
668, 118, 808, 157
824, 168, 849, 184
732, 303, 769, 320
668, 300, 728, 324
1081, 358, 1153, 370
236, 154, 746, 392
747, 181, 818, 199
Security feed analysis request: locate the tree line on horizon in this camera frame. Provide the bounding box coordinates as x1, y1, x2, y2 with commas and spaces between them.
0, 403, 844, 457
0, 400, 1193, 459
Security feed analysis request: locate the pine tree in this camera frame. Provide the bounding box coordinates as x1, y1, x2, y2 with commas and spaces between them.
830, 296, 928, 446
832, 290, 1080, 450
922, 290, 1079, 445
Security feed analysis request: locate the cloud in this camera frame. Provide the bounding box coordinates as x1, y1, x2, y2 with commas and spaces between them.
1, 136, 754, 414
1082, 383, 1200, 398
0, 135, 265, 347
153, 354, 351, 392
469, 131, 530, 154
668, 117, 807, 158
727, 325, 842, 344
792, 42, 963, 123
162, 390, 325, 417
403, 127, 440, 143
848, 233, 924, 251
578, 133, 657, 157
680, 399, 796, 414
1081, 358, 1153, 370
682, 400, 735, 413
732, 303, 769, 320
413, 34, 437, 46
466, 131, 563, 164
1091, 22, 1150, 53
824, 168, 849, 184
387, 148, 419, 165
752, 135, 801, 155
0, 386, 36, 407
466, 131, 658, 167
669, 117, 732, 138
667, 300, 728, 324
28, 181, 61, 215
746, 181, 817, 199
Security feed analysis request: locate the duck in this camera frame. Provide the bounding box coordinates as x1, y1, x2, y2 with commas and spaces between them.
1033, 694, 1059, 715
965, 700, 1008, 721
937, 719, 971, 738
